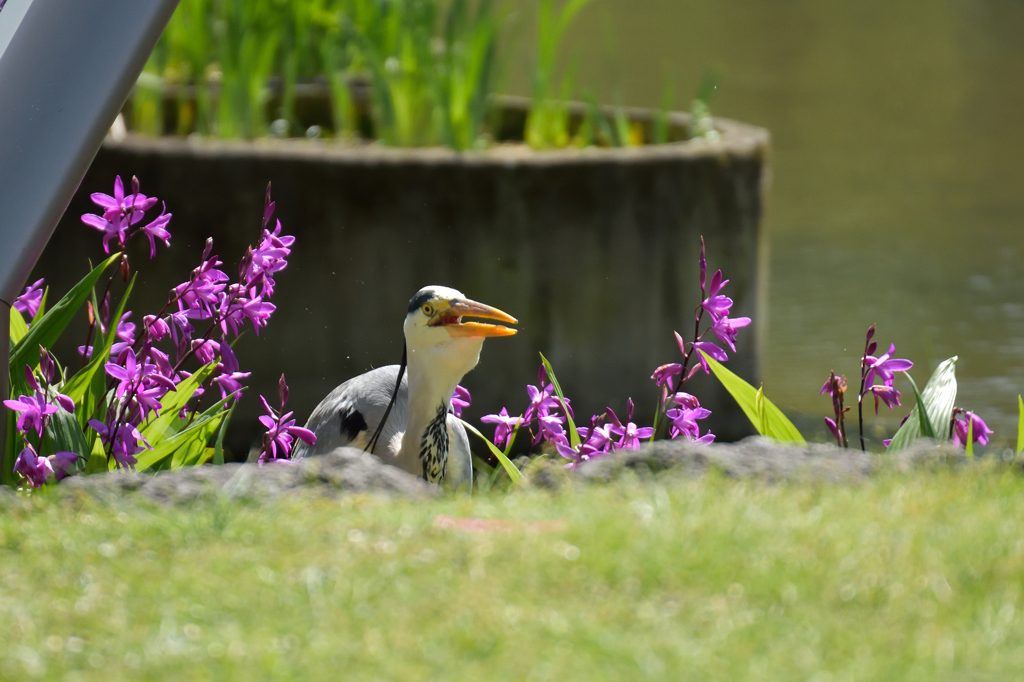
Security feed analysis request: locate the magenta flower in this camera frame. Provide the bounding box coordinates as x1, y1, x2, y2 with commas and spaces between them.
451, 385, 471, 418
480, 407, 522, 448
701, 270, 733, 320
606, 399, 654, 451
666, 392, 714, 443
140, 203, 172, 258
651, 363, 683, 391
81, 176, 159, 253
211, 341, 250, 400
13, 278, 44, 320
88, 419, 148, 469
4, 393, 58, 438
863, 344, 913, 388
691, 340, 728, 375
869, 384, 902, 414
257, 375, 316, 465
557, 415, 613, 469
952, 411, 993, 447
711, 315, 751, 352
824, 417, 841, 442
14, 446, 78, 488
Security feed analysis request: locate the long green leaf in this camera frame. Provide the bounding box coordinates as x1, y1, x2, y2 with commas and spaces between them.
41, 407, 91, 463
30, 287, 48, 327
460, 418, 521, 484
699, 351, 806, 445
213, 403, 234, 465
1017, 396, 1024, 456
137, 362, 218, 444
63, 273, 137, 429
135, 398, 228, 472
539, 352, 580, 448
172, 409, 228, 469
886, 357, 958, 451
902, 372, 936, 439
9, 310, 29, 347
10, 252, 120, 376
965, 416, 974, 459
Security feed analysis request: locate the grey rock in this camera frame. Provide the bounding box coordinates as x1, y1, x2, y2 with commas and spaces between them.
58, 447, 434, 505
529, 436, 969, 487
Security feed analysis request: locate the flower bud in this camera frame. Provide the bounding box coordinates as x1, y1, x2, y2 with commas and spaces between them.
278, 373, 289, 408
39, 346, 54, 384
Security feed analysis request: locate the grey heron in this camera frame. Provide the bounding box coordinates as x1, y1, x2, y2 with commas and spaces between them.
292, 285, 517, 489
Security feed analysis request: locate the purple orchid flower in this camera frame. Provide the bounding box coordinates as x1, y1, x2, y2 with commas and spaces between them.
81, 176, 160, 253
14, 446, 78, 488
691, 340, 728, 375
651, 363, 683, 391
4, 393, 59, 438
665, 392, 714, 443
13, 279, 44, 321
606, 399, 654, 451
211, 341, 250, 400
140, 203, 172, 258
824, 417, 842, 442
952, 411, 993, 448
88, 419, 148, 470
869, 384, 902, 414
257, 375, 316, 465
480, 407, 522, 448
701, 270, 733, 320
557, 415, 613, 469
711, 315, 751, 352
451, 385, 471, 418
863, 344, 913, 388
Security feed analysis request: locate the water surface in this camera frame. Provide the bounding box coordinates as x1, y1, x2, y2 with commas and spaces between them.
514, 0, 1024, 443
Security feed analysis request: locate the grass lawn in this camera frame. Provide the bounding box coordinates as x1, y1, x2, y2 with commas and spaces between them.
1, 462, 1023, 681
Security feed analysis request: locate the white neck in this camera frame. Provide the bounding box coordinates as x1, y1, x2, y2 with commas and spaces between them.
396, 337, 483, 479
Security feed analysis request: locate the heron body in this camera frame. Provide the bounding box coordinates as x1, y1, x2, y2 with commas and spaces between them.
293, 286, 517, 489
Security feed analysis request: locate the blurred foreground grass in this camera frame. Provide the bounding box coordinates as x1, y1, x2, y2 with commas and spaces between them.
2, 463, 1024, 680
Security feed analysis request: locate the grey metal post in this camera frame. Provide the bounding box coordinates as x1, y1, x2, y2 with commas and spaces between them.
0, 0, 180, 481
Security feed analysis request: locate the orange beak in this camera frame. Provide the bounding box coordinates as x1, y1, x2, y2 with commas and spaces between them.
435, 298, 518, 338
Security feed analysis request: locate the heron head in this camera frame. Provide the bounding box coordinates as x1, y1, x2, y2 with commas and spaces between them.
403, 285, 517, 378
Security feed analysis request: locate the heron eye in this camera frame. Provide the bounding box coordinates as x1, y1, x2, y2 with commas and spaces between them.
422, 304, 433, 316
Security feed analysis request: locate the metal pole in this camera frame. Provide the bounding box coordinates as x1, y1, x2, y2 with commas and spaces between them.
0, 0, 180, 481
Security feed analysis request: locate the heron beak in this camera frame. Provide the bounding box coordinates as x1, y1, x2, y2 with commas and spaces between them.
438, 298, 518, 338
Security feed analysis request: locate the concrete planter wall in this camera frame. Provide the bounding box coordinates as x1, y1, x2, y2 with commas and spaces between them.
38, 100, 770, 458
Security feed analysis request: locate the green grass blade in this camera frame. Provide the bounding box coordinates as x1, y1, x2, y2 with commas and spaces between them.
1017, 396, 1024, 455
699, 350, 805, 445
460, 418, 521, 484
539, 352, 580, 448
886, 357, 958, 451
10, 253, 120, 378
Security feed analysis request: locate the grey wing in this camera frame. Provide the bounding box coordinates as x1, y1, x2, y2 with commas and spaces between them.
292, 365, 409, 459
445, 415, 473, 492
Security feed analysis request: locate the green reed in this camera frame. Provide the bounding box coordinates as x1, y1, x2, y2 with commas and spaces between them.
133, 0, 701, 150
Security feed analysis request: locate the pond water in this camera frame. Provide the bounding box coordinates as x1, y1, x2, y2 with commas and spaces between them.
506, 0, 1024, 444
